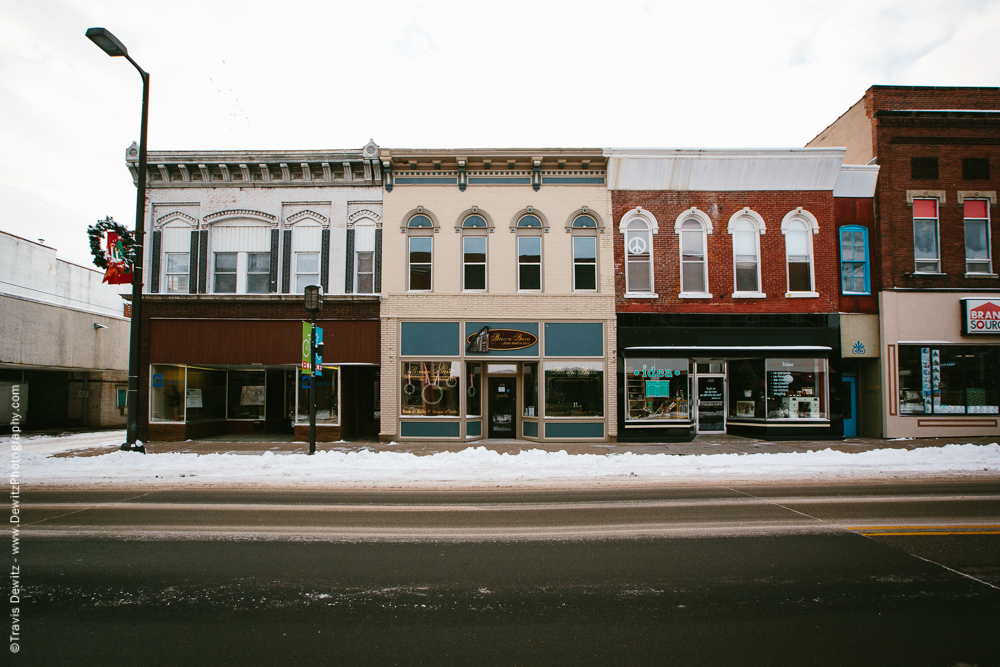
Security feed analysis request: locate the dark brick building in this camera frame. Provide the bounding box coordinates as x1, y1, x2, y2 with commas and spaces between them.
809, 86, 1000, 438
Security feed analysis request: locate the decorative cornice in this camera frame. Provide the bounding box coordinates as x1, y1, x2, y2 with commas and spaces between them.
155, 211, 199, 227
286, 210, 330, 225
203, 209, 277, 224
349, 209, 382, 224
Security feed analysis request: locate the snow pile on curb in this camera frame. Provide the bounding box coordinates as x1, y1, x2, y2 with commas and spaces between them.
5, 431, 1000, 486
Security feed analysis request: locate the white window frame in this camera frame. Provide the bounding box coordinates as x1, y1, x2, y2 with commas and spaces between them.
460, 213, 490, 292
913, 198, 941, 274
246, 252, 270, 294
674, 207, 713, 298
620, 207, 658, 298
294, 251, 321, 293
781, 208, 819, 298
728, 208, 766, 298
164, 252, 190, 293
213, 252, 238, 293
462, 234, 488, 291
514, 212, 545, 292
404, 210, 438, 292
353, 218, 377, 294
963, 198, 992, 275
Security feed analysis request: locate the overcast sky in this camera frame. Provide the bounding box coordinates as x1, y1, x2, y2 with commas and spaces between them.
2, 0, 998, 269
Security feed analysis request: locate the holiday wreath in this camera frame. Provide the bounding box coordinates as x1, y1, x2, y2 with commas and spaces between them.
87, 216, 137, 284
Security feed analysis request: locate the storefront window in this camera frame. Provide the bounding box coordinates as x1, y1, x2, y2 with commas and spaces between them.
728, 359, 765, 419
898, 345, 999, 415
228, 370, 265, 420
523, 362, 538, 417
466, 363, 482, 417
544, 362, 604, 417
625, 358, 690, 422
297, 368, 339, 424
765, 359, 827, 420
185, 367, 227, 422
150, 365, 185, 422
401, 361, 460, 416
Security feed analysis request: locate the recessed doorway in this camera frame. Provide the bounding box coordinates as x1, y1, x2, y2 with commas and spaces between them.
488, 371, 517, 438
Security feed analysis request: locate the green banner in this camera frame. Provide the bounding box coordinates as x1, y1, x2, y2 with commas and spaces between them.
302, 321, 312, 375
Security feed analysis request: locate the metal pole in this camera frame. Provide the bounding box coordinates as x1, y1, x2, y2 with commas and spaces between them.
122, 55, 149, 453
309, 314, 317, 455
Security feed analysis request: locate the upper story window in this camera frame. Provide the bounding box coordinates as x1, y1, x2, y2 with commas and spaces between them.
353, 219, 377, 294
964, 158, 990, 181
675, 208, 713, 297
247, 252, 270, 294
728, 209, 765, 296
461, 213, 490, 291
404, 210, 439, 292
571, 214, 598, 292
214, 252, 237, 293
295, 252, 320, 292
965, 199, 992, 275
839, 226, 870, 294
515, 212, 545, 291
781, 208, 819, 295
912, 198, 940, 274
620, 209, 657, 295
165, 253, 189, 293
912, 157, 939, 180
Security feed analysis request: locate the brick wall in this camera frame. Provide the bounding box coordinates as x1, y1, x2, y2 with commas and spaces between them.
873, 114, 1000, 290
835, 197, 879, 314
610, 191, 839, 313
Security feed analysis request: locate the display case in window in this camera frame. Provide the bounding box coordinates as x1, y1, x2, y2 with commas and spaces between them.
625, 358, 689, 422
765, 359, 828, 420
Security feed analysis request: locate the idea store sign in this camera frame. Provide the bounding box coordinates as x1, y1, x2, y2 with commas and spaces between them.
962, 298, 1000, 334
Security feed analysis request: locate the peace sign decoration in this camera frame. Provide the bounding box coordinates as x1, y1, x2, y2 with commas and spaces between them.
627, 235, 647, 255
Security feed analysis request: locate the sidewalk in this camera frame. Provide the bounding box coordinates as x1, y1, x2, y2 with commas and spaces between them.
54, 432, 1000, 458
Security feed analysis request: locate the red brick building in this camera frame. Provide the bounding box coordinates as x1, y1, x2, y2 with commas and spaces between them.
809, 85, 1000, 438
607, 149, 878, 440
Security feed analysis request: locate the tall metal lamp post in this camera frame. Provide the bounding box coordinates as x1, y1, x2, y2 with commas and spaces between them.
86, 27, 149, 453
303, 285, 324, 455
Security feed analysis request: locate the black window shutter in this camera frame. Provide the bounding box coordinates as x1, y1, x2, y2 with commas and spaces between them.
149, 230, 161, 293
269, 229, 279, 292
374, 228, 382, 293
188, 231, 199, 294
198, 230, 208, 293
321, 228, 330, 293
345, 228, 355, 293
281, 229, 292, 293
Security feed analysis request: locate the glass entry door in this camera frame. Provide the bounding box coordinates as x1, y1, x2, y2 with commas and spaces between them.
696, 375, 726, 433
488, 376, 516, 438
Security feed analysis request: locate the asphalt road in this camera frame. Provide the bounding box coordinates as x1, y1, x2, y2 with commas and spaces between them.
9, 482, 1000, 666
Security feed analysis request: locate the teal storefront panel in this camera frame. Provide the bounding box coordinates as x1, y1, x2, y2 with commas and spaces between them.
545, 422, 605, 439
467, 420, 482, 436
523, 421, 539, 438
544, 323, 604, 357
465, 322, 539, 357
400, 421, 461, 438
401, 322, 460, 357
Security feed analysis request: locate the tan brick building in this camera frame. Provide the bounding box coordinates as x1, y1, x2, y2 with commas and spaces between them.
378, 149, 618, 442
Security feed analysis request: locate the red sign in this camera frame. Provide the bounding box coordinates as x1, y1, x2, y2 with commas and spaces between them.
964, 299, 1000, 334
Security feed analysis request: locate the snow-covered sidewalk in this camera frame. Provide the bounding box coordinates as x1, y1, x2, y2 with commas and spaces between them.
5, 430, 1000, 488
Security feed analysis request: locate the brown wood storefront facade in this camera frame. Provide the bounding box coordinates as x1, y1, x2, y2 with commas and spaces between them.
139, 295, 380, 442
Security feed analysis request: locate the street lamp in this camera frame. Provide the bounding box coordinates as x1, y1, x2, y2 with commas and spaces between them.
303, 285, 324, 455
86, 27, 149, 454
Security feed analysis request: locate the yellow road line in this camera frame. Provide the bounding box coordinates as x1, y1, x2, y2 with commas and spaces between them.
859, 531, 1000, 536
845, 525, 1000, 531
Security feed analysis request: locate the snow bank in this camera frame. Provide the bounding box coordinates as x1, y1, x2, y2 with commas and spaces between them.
4, 430, 1000, 487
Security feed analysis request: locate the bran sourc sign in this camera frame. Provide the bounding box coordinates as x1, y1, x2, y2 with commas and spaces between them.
962, 298, 1000, 334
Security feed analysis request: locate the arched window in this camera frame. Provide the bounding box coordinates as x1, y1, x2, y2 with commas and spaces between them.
516, 214, 542, 290
571, 215, 598, 291
462, 214, 488, 291
404, 210, 437, 291
680, 220, 708, 294
624, 217, 653, 294
782, 209, 818, 295
675, 208, 712, 296
728, 209, 765, 297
